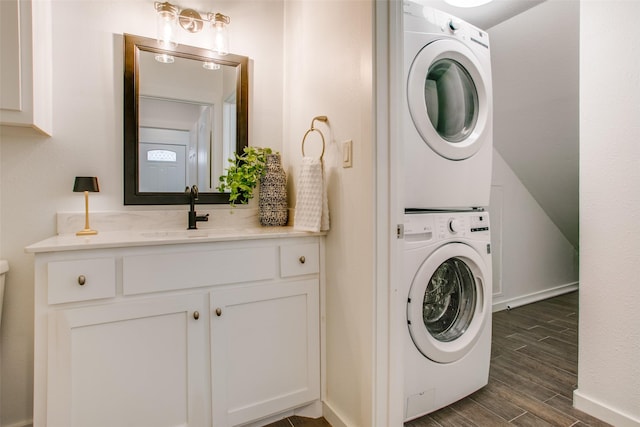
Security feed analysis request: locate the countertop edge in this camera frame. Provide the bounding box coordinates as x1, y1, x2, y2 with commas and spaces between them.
25, 228, 327, 254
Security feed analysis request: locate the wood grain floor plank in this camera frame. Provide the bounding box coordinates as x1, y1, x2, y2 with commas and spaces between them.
544, 395, 614, 427
449, 397, 511, 426
492, 348, 577, 398
505, 332, 578, 365
489, 364, 559, 403
466, 381, 527, 421
404, 415, 443, 427
510, 412, 555, 427
485, 380, 579, 426
515, 344, 578, 376
428, 405, 477, 427
525, 325, 577, 346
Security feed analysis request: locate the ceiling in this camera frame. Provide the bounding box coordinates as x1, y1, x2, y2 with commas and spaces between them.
421, 0, 546, 29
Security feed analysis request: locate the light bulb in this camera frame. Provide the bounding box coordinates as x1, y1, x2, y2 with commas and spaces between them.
155, 2, 178, 48
155, 54, 175, 63
209, 13, 230, 55
203, 61, 221, 70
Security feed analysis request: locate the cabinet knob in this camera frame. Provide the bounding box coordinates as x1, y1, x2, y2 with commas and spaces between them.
77, 275, 86, 286
299, 256, 306, 264
193, 311, 200, 320
215, 307, 222, 317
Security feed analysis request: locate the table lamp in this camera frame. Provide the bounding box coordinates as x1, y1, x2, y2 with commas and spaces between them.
73, 177, 100, 236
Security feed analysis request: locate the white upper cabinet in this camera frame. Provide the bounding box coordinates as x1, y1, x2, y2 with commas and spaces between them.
0, 0, 52, 135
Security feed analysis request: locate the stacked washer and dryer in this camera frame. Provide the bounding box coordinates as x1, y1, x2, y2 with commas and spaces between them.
401, 1, 494, 422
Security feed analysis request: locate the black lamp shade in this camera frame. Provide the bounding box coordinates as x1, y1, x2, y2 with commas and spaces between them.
73, 177, 100, 193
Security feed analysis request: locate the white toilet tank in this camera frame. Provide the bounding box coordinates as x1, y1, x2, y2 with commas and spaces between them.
0, 260, 8, 328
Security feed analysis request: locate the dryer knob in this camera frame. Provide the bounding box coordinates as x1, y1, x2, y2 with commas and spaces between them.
449, 219, 462, 233
448, 19, 461, 32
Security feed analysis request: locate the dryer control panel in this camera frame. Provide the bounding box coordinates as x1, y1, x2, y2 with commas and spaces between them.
403, 0, 489, 49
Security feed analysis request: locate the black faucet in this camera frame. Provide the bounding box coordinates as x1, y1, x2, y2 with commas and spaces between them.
185, 185, 209, 229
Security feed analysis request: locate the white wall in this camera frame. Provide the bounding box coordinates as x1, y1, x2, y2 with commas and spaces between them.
283, 1, 374, 425
488, 0, 579, 248
489, 150, 578, 311
575, 1, 640, 425
0, 1, 284, 425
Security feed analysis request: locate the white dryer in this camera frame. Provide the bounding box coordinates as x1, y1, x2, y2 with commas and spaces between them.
403, 1, 493, 210
403, 211, 492, 421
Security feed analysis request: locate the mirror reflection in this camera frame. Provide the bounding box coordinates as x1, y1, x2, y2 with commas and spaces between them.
124, 34, 248, 205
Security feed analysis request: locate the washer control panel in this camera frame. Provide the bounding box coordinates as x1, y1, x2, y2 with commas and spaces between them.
404, 211, 490, 242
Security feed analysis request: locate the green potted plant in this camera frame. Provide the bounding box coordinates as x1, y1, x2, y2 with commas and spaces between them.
217, 146, 274, 206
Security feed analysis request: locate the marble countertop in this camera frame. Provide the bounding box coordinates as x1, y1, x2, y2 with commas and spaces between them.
25, 227, 324, 253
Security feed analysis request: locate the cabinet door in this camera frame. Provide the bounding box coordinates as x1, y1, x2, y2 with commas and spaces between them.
0, 0, 52, 134
48, 293, 209, 427
211, 279, 320, 426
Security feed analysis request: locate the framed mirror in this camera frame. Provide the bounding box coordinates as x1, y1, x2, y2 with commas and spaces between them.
124, 33, 248, 204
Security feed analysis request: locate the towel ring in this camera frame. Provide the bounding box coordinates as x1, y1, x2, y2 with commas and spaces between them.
301, 115, 328, 159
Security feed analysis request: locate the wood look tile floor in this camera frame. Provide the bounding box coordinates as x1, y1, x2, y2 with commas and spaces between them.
405, 291, 611, 427
266, 292, 611, 427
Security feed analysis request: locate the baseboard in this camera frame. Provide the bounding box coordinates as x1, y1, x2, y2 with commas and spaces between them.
3, 420, 33, 427
492, 282, 579, 312
294, 400, 323, 418
242, 400, 323, 427
574, 389, 640, 427
322, 401, 350, 427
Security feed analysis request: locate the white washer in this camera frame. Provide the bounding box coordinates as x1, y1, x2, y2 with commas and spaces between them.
403, 211, 492, 421
403, 1, 493, 210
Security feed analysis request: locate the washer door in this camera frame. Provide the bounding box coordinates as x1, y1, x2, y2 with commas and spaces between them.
407, 39, 490, 160
407, 243, 489, 363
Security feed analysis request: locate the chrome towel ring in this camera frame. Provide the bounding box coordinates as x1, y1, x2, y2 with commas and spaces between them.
301, 115, 328, 159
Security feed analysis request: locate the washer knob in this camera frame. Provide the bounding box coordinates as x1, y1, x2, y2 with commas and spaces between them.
448, 19, 461, 32
448, 219, 462, 233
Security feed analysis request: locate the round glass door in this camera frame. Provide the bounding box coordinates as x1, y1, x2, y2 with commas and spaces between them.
422, 257, 476, 342
407, 243, 489, 363
425, 59, 478, 144
407, 39, 490, 160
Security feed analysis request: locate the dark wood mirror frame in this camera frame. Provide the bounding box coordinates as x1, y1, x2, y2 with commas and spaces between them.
123, 33, 249, 205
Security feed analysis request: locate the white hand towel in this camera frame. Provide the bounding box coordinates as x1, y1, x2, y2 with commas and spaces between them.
294, 157, 330, 232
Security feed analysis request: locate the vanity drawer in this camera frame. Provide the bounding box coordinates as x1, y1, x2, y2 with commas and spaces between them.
47, 258, 116, 304
122, 246, 278, 295
280, 243, 319, 277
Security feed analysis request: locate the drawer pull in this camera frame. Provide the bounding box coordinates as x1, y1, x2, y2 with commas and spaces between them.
193, 311, 200, 320
299, 256, 306, 264
215, 307, 222, 317
77, 275, 86, 286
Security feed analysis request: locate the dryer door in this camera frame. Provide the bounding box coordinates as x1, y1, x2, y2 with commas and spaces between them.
407, 39, 490, 160
407, 242, 490, 363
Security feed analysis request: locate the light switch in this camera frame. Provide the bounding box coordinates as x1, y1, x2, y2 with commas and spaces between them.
343, 140, 353, 168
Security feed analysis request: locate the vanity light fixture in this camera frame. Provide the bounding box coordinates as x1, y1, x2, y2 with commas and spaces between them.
155, 2, 179, 48
210, 12, 230, 55
153, 1, 230, 58
73, 176, 100, 236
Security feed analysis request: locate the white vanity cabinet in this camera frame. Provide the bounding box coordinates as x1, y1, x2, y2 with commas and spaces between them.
48, 293, 210, 427
211, 278, 320, 426
29, 233, 323, 427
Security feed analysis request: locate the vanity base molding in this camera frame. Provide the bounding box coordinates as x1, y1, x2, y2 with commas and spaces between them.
29, 234, 323, 427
